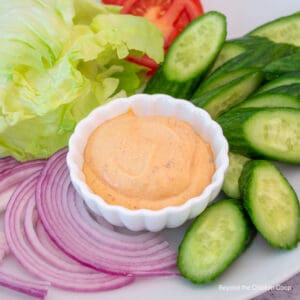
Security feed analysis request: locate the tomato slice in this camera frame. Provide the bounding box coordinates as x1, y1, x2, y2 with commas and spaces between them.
104, 0, 204, 74
127, 55, 158, 76
122, 0, 203, 48
121, 0, 203, 73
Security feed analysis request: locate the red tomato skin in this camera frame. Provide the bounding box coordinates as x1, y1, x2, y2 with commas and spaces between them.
108, 0, 204, 74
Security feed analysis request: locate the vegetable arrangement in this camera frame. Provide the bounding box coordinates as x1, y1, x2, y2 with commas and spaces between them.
145, 10, 300, 283
0, 1, 195, 297
0, 0, 300, 298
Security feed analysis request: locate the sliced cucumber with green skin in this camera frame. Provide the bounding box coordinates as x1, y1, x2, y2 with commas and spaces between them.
144, 11, 227, 98
233, 94, 300, 110
177, 199, 255, 283
203, 40, 298, 87
143, 67, 197, 99
249, 12, 300, 46
234, 82, 300, 109
192, 71, 263, 119
222, 152, 250, 199
217, 107, 300, 163
259, 83, 300, 100
222, 35, 277, 50
194, 68, 257, 97
264, 52, 300, 80
163, 11, 227, 82
207, 42, 246, 75
256, 71, 300, 94
207, 36, 272, 76
239, 160, 300, 249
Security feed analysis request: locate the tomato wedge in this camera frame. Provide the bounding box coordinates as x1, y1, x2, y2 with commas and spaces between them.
122, 0, 203, 48
101, 0, 204, 74
120, 0, 203, 73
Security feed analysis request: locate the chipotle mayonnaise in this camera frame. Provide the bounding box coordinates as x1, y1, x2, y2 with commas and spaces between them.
83, 111, 215, 210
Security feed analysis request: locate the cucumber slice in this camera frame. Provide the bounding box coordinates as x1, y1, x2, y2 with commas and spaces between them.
264, 52, 300, 80
222, 152, 250, 199
204, 40, 297, 87
256, 71, 300, 94
240, 160, 300, 249
177, 199, 255, 283
143, 67, 196, 99
249, 12, 300, 46
194, 68, 256, 97
234, 94, 300, 110
163, 11, 227, 82
192, 71, 263, 119
260, 83, 300, 99
236, 83, 300, 110
208, 42, 246, 75
144, 11, 226, 98
207, 36, 274, 76
217, 107, 300, 163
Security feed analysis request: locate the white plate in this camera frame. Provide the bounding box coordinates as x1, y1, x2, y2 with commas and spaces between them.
1, 0, 300, 299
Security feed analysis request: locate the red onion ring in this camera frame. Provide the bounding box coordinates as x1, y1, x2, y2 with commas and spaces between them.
0, 157, 20, 174
5, 171, 133, 291
36, 149, 177, 276
24, 202, 97, 274
0, 160, 45, 213
0, 270, 49, 299
35, 220, 85, 266
0, 231, 9, 262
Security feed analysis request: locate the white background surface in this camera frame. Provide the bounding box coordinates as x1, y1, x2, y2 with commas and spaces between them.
1, 0, 300, 299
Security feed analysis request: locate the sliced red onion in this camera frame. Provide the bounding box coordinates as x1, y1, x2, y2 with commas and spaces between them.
0, 157, 20, 174
0, 231, 9, 262
88, 210, 115, 231
0, 270, 49, 299
35, 220, 83, 266
25, 203, 95, 273
0, 160, 45, 213
5, 171, 133, 291
36, 149, 177, 276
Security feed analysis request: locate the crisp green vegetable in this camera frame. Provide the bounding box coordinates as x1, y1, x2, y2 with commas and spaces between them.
194, 68, 256, 96
217, 107, 300, 163
207, 42, 246, 75
176, 12, 300, 284
202, 38, 298, 87
177, 199, 255, 283
234, 83, 300, 109
234, 94, 300, 110
208, 36, 278, 77
240, 160, 300, 249
192, 71, 263, 119
144, 11, 227, 98
249, 12, 300, 46
264, 52, 300, 80
0, 0, 164, 161
255, 83, 300, 99
255, 71, 300, 94
222, 152, 250, 199
163, 11, 226, 82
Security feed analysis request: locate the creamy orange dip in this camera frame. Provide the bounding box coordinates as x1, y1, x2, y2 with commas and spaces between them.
83, 111, 215, 210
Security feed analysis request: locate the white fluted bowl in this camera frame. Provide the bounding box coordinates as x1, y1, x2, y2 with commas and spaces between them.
67, 94, 229, 232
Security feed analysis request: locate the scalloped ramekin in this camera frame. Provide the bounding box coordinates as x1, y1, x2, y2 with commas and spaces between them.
67, 94, 229, 232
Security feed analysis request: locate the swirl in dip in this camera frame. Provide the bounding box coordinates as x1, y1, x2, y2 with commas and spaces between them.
83, 110, 215, 210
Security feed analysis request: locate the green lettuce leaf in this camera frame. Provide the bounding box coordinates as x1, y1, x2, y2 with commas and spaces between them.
0, 0, 164, 161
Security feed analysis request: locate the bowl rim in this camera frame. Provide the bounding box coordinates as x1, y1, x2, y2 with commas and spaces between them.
67, 93, 229, 220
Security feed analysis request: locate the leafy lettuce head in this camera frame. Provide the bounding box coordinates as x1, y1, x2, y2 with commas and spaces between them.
0, 0, 164, 161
